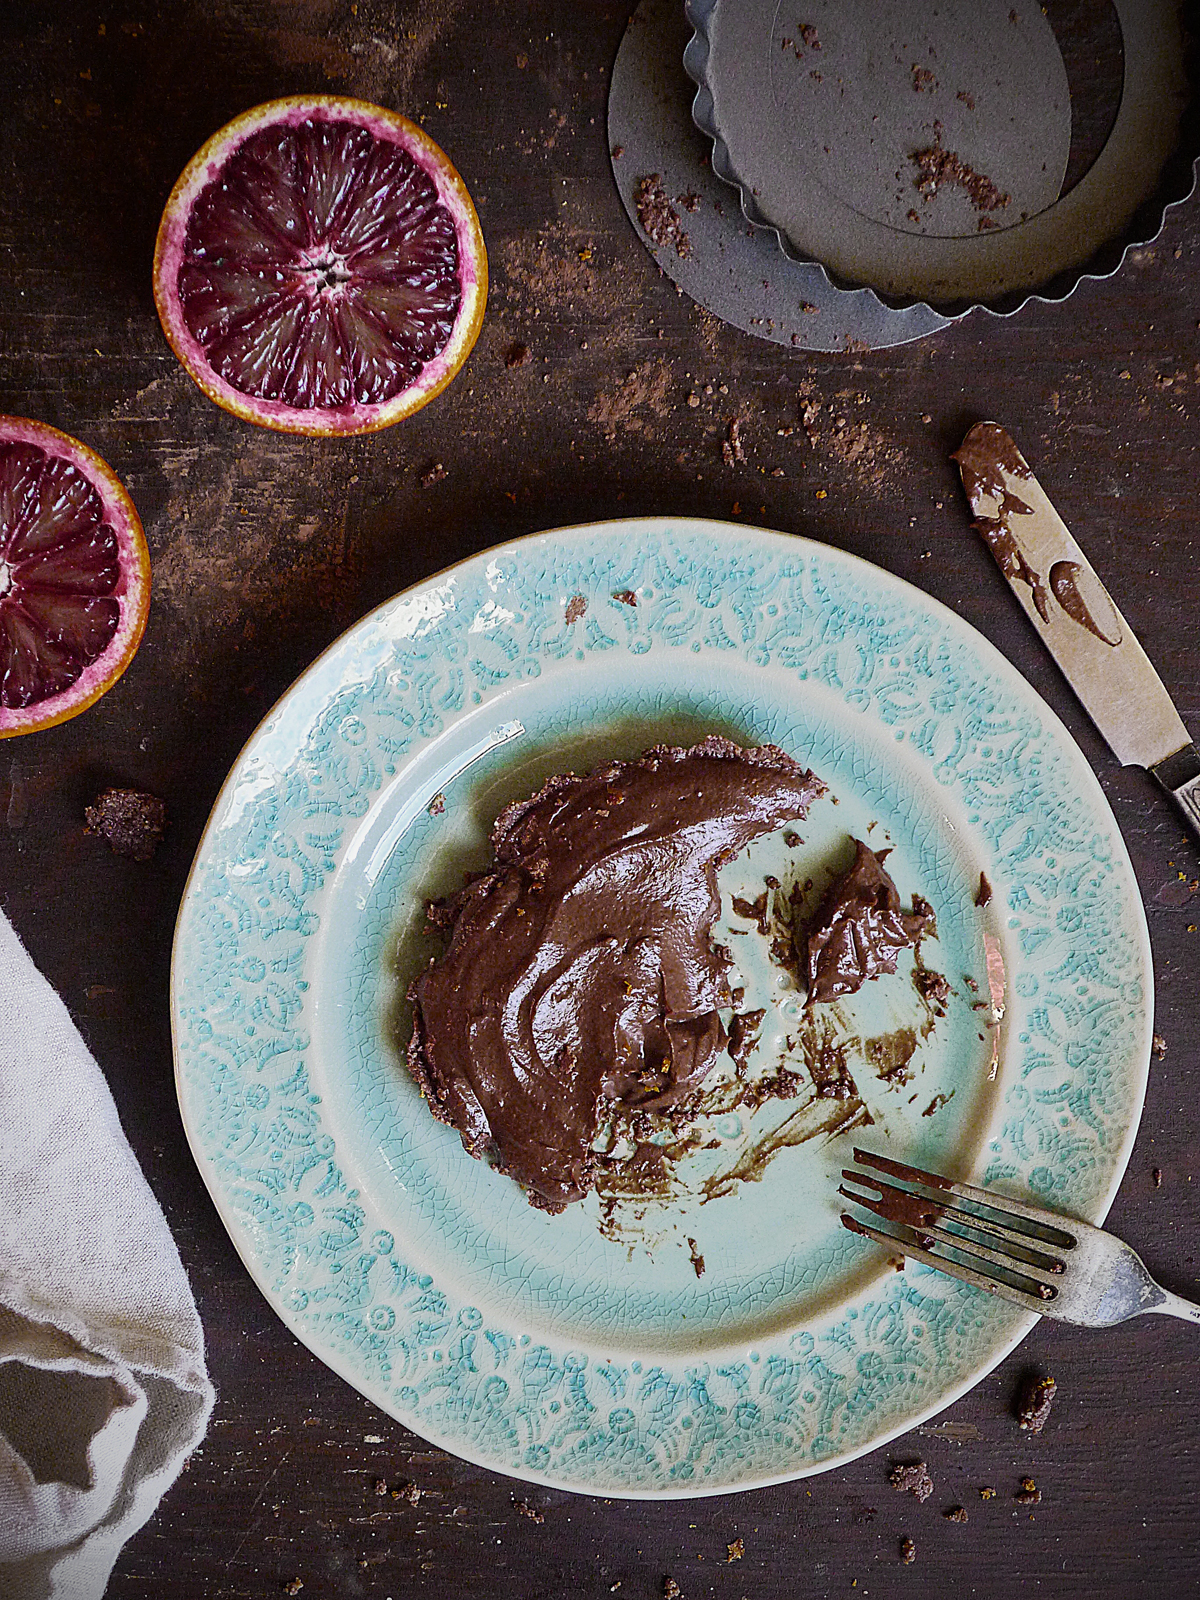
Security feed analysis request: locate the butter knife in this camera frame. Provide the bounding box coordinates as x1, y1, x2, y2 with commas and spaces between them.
953, 421, 1200, 841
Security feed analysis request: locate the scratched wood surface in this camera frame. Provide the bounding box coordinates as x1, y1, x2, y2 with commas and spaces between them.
1, 2, 1198, 1596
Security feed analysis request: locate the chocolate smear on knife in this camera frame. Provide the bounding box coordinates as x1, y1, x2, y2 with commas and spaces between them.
952, 423, 1051, 622
1048, 559, 1122, 645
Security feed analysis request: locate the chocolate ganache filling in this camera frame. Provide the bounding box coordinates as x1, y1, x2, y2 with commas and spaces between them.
407, 736, 824, 1211
804, 839, 934, 1004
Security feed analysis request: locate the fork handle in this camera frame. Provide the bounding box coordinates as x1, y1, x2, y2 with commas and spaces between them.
1144, 1287, 1200, 1326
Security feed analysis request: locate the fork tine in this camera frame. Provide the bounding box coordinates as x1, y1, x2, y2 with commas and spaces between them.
839, 1182, 1062, 1294
839, 1173, 1068, 1275
851, 1147, 1077, 1248
840, 1212, 1054, 1314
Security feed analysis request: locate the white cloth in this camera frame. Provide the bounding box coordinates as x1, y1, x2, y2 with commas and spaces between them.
0, 910, 214, 1599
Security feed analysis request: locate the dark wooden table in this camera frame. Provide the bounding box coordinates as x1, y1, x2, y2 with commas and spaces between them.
3, 3, 1198, 1595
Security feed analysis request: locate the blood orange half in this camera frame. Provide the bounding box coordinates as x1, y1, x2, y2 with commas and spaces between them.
153, 96, 487, 436
0, 417, 150, 738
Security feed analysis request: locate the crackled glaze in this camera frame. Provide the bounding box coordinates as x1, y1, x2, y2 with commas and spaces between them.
173, 519, 1150, 1495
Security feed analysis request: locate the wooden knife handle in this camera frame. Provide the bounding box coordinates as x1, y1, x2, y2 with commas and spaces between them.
1152, 743, 1200, 844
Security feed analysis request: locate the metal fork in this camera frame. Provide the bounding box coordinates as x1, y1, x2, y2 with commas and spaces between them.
840, 1147, 1200, 1328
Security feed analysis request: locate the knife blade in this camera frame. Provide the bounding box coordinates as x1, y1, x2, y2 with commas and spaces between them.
953, 421, 1200, 841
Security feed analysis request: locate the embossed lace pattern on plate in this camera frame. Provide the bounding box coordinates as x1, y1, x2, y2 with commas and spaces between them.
173, 519, 1149, 1495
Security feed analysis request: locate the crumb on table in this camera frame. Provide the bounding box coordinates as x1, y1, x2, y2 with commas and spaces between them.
890, 1460, 934, 1502
83, 787, 167, 861
1015, 1373, 1056, 1434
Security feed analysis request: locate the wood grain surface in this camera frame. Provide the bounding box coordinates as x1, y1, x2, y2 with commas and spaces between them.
1, 3, 1198, 1596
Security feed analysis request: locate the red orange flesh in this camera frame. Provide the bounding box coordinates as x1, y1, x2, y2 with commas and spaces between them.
0, 417, 150, 737
153, 96, 487, 436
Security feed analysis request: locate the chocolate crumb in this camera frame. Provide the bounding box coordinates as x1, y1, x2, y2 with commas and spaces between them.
514, 1499, 545, 1523
900, 1537, 916, 1564
504, 342, 531, 368
798, 22, 821, 49
391, 1480, 422, 1505
784, 829, 802, 848
687, 1237, 706, 1277
731, 890, 770, 934
890, 1461, 933, 1502
373, 1478, 388, 1497
1015, 1373, 1056, 1434
912, 65, 936, 92
636, 175, 691, 258
420, 461, 447, 487
957, 89, 976, 110
945, 1506, 969, 1523
911, 126, 1010, 214
283, 1581, 304, 1597
613, 589, 638, 607
722, 417, 747, 466
663, 1579, 683, 1600
84, 788, 167, 862
979, 1486, 996, 1500
975, 871, 993, 907
1015, 1477, 1041, 1505
726, 1009, 766, 1072
1153, 1167, 1163, 1187
680, 192, 701, 213
915, 968, 951, 1008
726, 1538, 744, 1561
565, 594, 587, 624
611, 144, 624, 159
428, 792, 446, 816
1152, 1032, 1168, 1059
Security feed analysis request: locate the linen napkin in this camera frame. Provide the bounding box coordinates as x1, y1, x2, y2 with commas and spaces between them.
0, 908, 214, 1600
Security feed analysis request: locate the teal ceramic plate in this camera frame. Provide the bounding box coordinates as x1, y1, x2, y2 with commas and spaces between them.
172, 518, 1151, 1497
